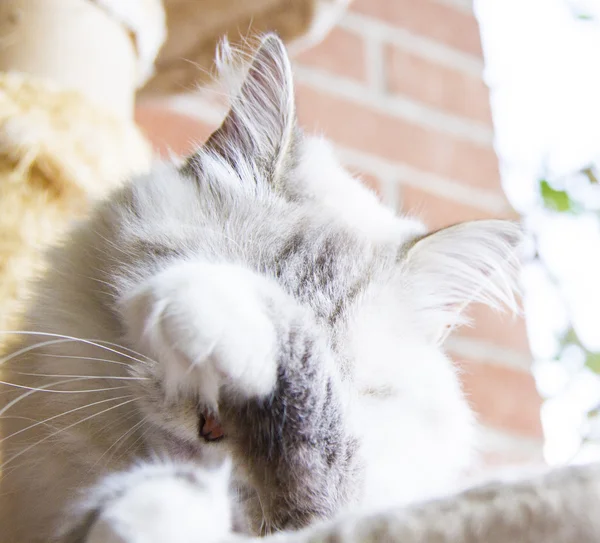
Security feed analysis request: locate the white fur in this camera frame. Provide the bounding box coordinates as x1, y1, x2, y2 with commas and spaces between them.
348, 287, 476, 511
83, 463, 231, 543
120, 262, 278, 403
291, 137, 427, 244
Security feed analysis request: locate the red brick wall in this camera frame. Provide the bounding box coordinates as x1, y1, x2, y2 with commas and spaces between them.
136, 0, 543, 468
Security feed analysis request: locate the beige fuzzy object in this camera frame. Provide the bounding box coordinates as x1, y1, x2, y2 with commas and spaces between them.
0, 0, 166, 353
0, 73, 151, 353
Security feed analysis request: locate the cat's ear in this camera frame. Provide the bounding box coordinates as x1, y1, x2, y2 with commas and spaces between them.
201, 34, 296, 184
402, 220, 522, 344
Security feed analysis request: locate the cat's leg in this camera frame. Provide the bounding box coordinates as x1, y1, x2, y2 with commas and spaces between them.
64, 462, 234, 543
121, 261, 360, 533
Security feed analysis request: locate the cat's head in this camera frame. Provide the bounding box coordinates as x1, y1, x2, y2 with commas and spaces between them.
71, 34, 521, 530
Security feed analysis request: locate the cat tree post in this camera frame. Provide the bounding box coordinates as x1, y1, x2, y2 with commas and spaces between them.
0, 0, 160, 117
0, 0, 164, 353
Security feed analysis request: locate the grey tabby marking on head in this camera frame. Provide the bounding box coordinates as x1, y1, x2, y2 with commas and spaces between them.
0, 34, 521, 543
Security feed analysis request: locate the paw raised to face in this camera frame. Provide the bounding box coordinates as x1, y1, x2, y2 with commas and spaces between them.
119, 261, 279, 406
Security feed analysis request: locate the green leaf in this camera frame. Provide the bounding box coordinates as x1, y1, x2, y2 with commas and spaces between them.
577, 12, 594, 20
539, 179, 575, 212
585, 352, 600, 374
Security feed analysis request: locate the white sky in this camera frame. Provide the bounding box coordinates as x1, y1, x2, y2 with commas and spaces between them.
476, 0, 600, 463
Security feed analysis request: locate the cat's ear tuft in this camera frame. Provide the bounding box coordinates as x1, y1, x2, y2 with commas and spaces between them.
403, 220, 523, 344
200, 34, 296, 185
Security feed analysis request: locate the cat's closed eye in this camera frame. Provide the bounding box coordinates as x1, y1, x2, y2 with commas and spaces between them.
360, 385, 396, 399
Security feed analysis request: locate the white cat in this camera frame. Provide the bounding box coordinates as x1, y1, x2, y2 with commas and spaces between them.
0, 35, 521, 542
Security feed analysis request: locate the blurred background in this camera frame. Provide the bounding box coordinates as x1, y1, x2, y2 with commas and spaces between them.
477, 0, 600, 466
3, 0, 600, 474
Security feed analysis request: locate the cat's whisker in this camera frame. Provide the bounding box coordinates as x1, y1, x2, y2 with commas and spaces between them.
88, 409, 143, 463
0, 457, 47, 485
96, 416, 149, 469
0, 338, 77, 366
11, 371, 148, 381
92, 341, 155, 364
0, 394, 135, 444
0, 397, 138, 469
116, 422, 153, 464
0, 331, 154, 366
0, 379, 131, 394
46, 338, 156, 365
0, 415, 62, 432
36, 353, 132, 368
0, 377, 104, 416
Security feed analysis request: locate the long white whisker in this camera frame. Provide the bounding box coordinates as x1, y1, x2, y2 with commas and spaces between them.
0, 338, 76, 366
1, 397, 138, 469
118, 422, 153, 463
0, 377, 113, 416
95, 416, 149, 469
0, 331, 151, 366
11, 371, 148, 381
94, 408, 140, 439
69, 337, 155, 364
0, 415, 60, 428
0, 380, 131, 394
0, 337, 137, 369
89, 341, 155, 364
37, 353, 132, 368
0, 394, 135, 444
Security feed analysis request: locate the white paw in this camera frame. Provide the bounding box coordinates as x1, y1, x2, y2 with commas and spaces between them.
121, 262, 278, 403
84, 463, 231, 543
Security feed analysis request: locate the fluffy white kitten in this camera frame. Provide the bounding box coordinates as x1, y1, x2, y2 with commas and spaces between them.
0, 35, 521, 542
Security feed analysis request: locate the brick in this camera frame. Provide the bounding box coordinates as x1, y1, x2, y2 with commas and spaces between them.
400, 185, 497, 229
459, 303, 532, 356
385, 45, 493, 125
295, 27, 366, 82
296, 84, 501, 191
351, 0, 483, 57
457, 359, 543, 438
135, 106, 216, 157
